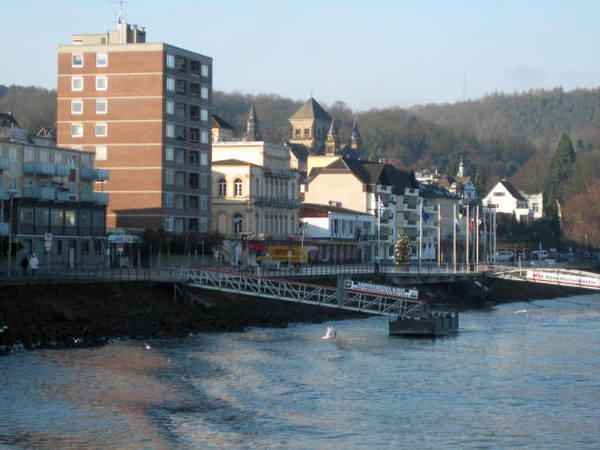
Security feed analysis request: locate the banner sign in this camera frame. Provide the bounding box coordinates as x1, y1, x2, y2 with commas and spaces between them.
527, 270, 600, 288
345, 280, 419, 299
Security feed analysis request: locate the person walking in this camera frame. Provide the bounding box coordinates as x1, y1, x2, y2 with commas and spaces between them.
29, 253, 39, 277
20, 255, 29, 276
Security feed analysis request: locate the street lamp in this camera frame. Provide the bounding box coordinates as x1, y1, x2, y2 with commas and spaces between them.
7, 189, 18, 277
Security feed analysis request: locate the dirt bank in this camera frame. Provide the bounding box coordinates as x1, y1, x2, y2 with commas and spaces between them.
0, 277, 591, 355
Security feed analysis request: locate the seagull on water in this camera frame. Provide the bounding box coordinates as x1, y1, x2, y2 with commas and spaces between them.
144, 342, 152, 350
322, 326, 337, 340
515, 309, 531, 315
70, 337, 82, 344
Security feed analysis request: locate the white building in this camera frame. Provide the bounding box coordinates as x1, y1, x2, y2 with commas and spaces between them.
483, 180, 533, 223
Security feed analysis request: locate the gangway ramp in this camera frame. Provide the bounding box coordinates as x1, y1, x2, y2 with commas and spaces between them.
184, 268, 425, 318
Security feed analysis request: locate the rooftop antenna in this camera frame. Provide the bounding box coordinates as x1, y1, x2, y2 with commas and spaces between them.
110, 0, 132, 23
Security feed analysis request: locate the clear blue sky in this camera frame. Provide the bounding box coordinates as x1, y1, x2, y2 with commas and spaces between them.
1, 0, 599, 111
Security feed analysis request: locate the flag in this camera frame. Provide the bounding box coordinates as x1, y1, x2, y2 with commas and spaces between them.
378, 197, 385, 218
468, 218, 473, 233
437, 208, 443, 229
422, 208, 429, 224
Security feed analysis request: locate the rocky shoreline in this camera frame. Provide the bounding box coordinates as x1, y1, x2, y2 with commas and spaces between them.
0, 277, 591, 356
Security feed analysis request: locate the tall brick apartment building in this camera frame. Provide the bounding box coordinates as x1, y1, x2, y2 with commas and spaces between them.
57, 20, 212, 233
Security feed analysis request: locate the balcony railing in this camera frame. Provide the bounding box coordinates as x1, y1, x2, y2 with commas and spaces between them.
23, 187, 57, 200
80, 192, 109, 204
263, 168, 295, 179
80, 168, 110, 181
253, 196, 300, 208
23, 162, 55, 176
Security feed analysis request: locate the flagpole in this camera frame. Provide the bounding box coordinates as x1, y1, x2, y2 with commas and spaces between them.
437, 202, 441, 269
476, 205, 480, 269
466, 203, 470, 273
376, 194, 380, 263
419, 198, 423, 271
453, 203, 457, 274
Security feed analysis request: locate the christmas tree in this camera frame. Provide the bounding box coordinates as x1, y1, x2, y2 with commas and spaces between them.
394, 234, 411, 265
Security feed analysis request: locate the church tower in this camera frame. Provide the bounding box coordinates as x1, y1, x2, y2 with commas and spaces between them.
288, 97, 332, 155
243, 100, 262, 141
456, 157, 465, 178
350, 116, 363, 152
325, 117, 340, 155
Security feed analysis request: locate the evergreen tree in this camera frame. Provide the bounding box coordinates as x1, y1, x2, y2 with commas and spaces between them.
394, 234, 411, 265
546, 133, 577, 217
474, 166, 487, 196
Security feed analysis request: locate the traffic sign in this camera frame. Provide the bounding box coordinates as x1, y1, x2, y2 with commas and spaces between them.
45, 233, 52, 241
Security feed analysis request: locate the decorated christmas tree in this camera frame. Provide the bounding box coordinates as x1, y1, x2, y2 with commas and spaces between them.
394, 234, 411, 265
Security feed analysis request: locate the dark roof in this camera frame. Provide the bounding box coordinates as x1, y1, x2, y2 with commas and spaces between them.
289, 98, 332, 121
212, 114, 235, 130
287, 143, 309, 161
0, 113, 22, 128
497, 180, 526, 201
419, 183, 458, 199
300, 202, 371, 217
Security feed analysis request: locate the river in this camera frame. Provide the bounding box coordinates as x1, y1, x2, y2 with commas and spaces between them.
1, 294, 599, 449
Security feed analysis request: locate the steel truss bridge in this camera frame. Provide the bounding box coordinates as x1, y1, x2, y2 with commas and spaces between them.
183, 268, 426, 318
487, 265, 600, 290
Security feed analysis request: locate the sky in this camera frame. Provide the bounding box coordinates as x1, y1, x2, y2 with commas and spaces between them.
1, 0, 599, 111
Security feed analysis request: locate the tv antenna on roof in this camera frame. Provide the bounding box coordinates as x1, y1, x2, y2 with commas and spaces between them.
110, 0, 132, 23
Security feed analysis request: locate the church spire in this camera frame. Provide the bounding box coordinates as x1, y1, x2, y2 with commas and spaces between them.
243, 99, 262, 141
457, 156, 465, 178
350, 115, 363, 151
325, 116, 340, 155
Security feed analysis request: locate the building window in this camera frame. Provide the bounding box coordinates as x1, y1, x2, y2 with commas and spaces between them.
96, 76, 108, 90
165, 147, 174, 161
200, 218, 208, 233
165, 192, 174, 208
200, 195, 208, 210
165, 169, 174, 185
176, 79, 186, 94
233, 214, 243, 234
189, 60, 200, 74
72, 54, 83, 67
201, 86, 209, 99
218, 178, 226, 196
200, 151, 208, 166
200, 108, 208, 121
234, 178, 243, 197
175, 148, 185, 164
165, 217, 174, 232
166, 54, 175, 69
166, 124, 175, 138
189, 105, 199, 121
24, 147, 35, 162
189, 128, 199, 143
68, 155, 76, 167
95, 123, 107, 137
200, 173, 208, 188
96, 53, 108, 67
304, 128, 310, 136
96, 146, 107, 160
493, 192, 505, 196
39, 149, 49, 163
188, 151, 198, 165
166, 100, 174, 115
71, 100, 83, 114
72, 77, 83, 91
96, 99, 107, 114
201, 64, 209, 77
71, 124, 83, 137
200, 130, 209, 144
166, 77, 175, 91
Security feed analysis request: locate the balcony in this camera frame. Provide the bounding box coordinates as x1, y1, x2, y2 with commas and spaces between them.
0, 157, 10, 170
23, 162, 55, 176
56, 191, 72, 201
0, 222, 8, 236
80, 192, 109, 204
80, 168, 110, 181
253, 196, 300, 208
55, 164, 70, 176
264, 168, 294, 179
23, 187, 57, 200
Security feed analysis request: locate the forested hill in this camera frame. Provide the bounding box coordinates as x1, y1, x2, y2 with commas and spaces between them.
3, 84, 600, 192
0, 85, 57, 134
411, 88, 600, 152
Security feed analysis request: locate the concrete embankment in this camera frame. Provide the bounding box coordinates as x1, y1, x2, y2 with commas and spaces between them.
0, 276, 590, 355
